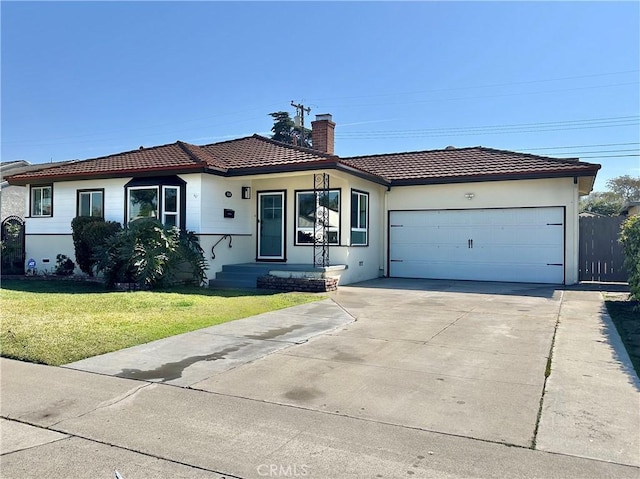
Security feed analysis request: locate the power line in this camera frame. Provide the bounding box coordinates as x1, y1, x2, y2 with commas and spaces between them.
522, 142, 640, 151
325, 82, 639, 110
336, 117, 640, 139
308, 70, 640, 102
337, 116, 639, 136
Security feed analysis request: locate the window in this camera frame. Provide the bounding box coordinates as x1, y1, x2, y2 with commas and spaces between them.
128, 186, 159, 222
124, 176, 185, 229
162, 186, 179, 227
295, 189, 340, 245
31, 186, 52, 217
77, 190, 104, 217
351, 190, 369, 246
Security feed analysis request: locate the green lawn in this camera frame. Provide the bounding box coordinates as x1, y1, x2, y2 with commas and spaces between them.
0, 280, 322, 366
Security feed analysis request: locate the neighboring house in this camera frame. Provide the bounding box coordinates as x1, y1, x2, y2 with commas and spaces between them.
6, 114, 600, 285
620, 201, 640, 217
1, 160, 74, 221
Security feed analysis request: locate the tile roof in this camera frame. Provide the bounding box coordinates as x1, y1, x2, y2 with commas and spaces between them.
6, 136, 335, 184
6, 136, 600, 186
341, 146, 600, 184
201, 135, 336, 170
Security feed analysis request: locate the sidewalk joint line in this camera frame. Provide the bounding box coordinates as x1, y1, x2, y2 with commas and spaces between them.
531, 289, 564, 449
0, 416, 245, 479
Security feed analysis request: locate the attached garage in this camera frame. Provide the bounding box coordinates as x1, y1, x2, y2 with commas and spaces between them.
389, 207, 565, 284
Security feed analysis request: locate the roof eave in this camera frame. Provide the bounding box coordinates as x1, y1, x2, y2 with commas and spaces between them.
6, 164, 207, 186
335, 163, 390, 186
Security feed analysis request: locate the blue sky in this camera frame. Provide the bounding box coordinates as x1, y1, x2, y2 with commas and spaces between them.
2, 1, 639, 191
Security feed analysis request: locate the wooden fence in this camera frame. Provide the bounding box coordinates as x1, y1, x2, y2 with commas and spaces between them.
578, 216, 628, 282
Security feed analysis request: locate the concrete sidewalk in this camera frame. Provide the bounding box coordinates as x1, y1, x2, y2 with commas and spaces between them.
1, 358, 638, 479
536, 290, 640, 466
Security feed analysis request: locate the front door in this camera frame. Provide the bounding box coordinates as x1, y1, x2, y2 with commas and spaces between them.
257, 191, 285, 260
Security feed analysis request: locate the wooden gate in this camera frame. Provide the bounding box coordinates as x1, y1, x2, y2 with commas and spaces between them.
579, 216, 628, 282
1, 216, 26, 275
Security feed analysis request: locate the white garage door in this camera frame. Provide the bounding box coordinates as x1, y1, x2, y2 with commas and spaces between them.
389, 207, 565, 284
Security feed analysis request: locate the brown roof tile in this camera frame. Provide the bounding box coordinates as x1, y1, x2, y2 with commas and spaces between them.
201, 135, 335, 170
341, 146, 600, 184
6, 137, 600, 187
7, 142, 211, 183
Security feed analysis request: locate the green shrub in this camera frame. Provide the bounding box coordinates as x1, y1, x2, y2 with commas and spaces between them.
94, 218, 207, 289
620, 215, 640, 300
71, 217, 121, 276
54, 254, 75, 276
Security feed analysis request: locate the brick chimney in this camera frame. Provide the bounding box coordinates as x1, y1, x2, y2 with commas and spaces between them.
311, 114, 335, 155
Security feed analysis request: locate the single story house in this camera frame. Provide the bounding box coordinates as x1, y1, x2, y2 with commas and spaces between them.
6, 114, 600, 286
620, 201, 640, 217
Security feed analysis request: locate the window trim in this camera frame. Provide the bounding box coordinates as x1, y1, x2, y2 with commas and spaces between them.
126, 185, 160, 223
294, 188, 342, 246
30, 185, 53, 217
124, 176, 186, 229
162, 185, 180, 228
76, 189, 105, 218
350, 189, 369, 246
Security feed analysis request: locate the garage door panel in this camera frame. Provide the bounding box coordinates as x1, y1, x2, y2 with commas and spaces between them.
389, 208, 564, 284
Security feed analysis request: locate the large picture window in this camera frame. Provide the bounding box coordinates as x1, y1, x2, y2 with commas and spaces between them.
31, 185, 52, 217
128, 186, 159, 222
125, 176, 185, 229
295, 189, 340, 245
77, 190, 104, 217
351, 190, 369, 246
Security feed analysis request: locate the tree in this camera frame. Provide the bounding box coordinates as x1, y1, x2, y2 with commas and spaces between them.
579, 191, 624, 216
269, 111, 312, 148
606, 175, 640, 202
580, 175, 640, 216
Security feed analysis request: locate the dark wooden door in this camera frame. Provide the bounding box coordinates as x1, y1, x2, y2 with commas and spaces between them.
579, 216, 628, 282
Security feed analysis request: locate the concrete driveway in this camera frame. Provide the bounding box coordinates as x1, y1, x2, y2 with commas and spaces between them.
193, 279, 560, 448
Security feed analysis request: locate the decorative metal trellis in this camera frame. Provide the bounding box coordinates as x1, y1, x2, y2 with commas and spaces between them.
313, 173, 330, 267
1, 215, 25, 275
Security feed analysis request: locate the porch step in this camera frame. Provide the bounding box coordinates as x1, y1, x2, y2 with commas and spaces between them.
208, 263, 342, 290
208, 263, 274, 289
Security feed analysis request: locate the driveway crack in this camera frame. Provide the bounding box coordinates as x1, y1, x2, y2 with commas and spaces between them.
49, 382, 153, 427
423, 311, 469, 343
531, 290, 563, 449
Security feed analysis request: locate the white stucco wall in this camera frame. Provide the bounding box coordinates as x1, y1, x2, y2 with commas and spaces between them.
21, 171, 385, 285
386, 177, 580, 284
244, 170, 386, 285
22, 172, 579, 285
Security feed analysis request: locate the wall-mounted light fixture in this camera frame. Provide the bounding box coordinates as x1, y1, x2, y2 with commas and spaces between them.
242, 187, 251, 199
465, 193, 475, 200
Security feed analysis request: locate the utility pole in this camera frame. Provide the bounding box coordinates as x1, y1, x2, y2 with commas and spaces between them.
291, 101, 311, 147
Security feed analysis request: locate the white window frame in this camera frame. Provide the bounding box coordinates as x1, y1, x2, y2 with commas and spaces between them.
350, 190, 369, 246
77, 190, 104, 217
162, 186, 180, 228
295, 189, 341, 246
31, 185, 52, 217
127, 186, 159, 223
